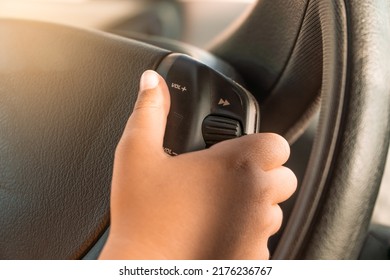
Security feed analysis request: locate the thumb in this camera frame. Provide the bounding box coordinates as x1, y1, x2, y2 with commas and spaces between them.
121, 70, 170, 153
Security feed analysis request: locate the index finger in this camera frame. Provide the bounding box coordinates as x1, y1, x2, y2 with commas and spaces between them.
210, 133, 291, 171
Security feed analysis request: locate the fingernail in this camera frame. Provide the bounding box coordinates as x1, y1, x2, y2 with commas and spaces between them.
140, 70, 160, 91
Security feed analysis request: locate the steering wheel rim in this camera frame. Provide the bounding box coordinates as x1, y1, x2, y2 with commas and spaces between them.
273, 0, 390, 259
0, 0, 389, 259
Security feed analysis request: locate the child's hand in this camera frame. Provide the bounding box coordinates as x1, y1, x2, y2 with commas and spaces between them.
99, 70, 297, 260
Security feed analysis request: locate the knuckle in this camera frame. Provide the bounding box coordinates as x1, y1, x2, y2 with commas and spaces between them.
276, 166, 298, 200
284, 167, 298, 192
230, 135, 264, 171
272, 205, 284, 234
265, 133, 290, 160
234, 151, 259, 173
233, 133, 291, 171
261, 205, 283, 236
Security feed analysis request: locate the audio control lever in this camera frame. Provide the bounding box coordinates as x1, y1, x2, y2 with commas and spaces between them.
156, 54, 260, 155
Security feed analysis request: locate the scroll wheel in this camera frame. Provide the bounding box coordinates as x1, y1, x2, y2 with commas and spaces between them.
202, 115, 242, 147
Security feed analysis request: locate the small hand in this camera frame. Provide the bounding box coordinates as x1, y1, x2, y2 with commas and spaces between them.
99, 70, 297, 260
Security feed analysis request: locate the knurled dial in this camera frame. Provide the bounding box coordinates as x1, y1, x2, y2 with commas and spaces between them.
202, 115, 242, 147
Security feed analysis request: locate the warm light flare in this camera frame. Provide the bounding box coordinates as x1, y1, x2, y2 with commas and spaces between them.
0, 0, 142, 29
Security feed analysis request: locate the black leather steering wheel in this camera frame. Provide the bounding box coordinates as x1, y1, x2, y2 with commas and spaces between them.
0, 0, 389, 259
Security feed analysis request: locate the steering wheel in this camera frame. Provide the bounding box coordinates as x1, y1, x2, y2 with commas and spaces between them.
1, 0, 389, 259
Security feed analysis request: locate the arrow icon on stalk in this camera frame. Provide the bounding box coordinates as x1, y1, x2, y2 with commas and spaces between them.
218, 98, 230, 106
